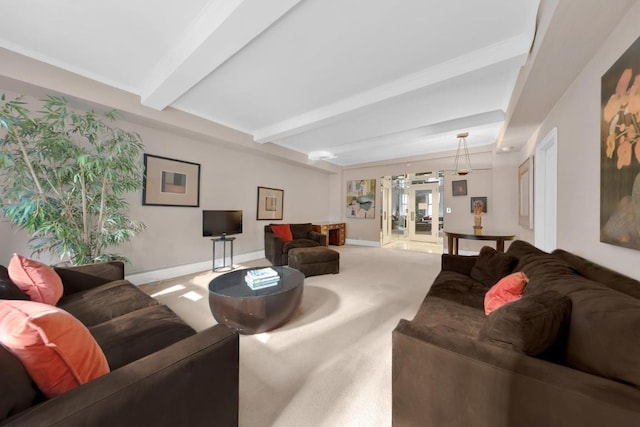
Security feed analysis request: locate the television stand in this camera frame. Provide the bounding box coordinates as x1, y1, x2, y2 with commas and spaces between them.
211, 236, 235, 271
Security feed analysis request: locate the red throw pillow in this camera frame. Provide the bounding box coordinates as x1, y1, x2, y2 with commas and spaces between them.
0, 300, 109, 398
8, 254, 63, 305
271, 224, 293, 242
484, 272, 529, 315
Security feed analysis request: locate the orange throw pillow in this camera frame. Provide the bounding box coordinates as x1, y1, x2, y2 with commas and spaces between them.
0, 300, 109, 398
484, 272, 529, 315
8, 254, 63, 305
271, 224, 293, 242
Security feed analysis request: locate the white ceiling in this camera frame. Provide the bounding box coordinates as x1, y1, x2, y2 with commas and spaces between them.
0, 0, 543, 165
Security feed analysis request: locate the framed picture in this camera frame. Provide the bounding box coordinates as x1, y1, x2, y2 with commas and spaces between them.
257, 186, 284, 220
452, 179, 467, 196
346, 179, 376, 219
142, 154, 200, 207
470, 197, 487, 213
600, 35, 640, 249
519, 157, 534, 229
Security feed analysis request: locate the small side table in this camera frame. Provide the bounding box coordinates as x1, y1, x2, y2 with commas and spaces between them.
212, 236, 235, 271
312, 222, 346, 246
444, 230, 515, 255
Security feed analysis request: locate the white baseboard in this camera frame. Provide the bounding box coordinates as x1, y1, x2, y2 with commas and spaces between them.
126, 250, 265, 285
345, 239, 381, 247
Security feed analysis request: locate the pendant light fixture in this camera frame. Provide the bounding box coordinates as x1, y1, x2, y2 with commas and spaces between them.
453, 132, 471, 175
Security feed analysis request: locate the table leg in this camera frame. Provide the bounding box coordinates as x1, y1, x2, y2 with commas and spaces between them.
212, 240, 216, 270
496, 239, 505, 252
230, 239, 234, 268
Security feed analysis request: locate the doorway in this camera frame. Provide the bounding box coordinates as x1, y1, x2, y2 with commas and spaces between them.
380, 172, 443, 253
534, 128, 558, 251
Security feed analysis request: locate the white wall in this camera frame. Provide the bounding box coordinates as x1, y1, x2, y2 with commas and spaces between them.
521, 0, 640, 280
0, 95, 333, 274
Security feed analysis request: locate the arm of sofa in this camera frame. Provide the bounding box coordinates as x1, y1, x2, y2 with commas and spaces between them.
309, 231, 327, 246
2, 325, 239, 427
264, 232, 284, 265
54, 261, 125, 296
392, 319, 640, 427
440, 254, 477, 275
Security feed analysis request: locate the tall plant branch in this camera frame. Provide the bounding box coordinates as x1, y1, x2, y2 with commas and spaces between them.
95, 170, 109, 257
34, 157, 77, 227
78, 164, 90, 246
10, 128, 45, 197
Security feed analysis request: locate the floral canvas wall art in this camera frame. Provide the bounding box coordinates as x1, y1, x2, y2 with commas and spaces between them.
601, 35, 640, 249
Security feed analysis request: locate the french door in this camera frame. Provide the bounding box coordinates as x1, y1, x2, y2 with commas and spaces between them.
381, 179, 393, 245
408, 183, 440, 243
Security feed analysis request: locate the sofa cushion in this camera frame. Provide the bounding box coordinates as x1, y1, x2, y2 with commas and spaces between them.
271, 224, 293, 242
441, 254, 478, 276
479, 290, 572, 357
505, 239, 549, 259
289, 223, 313, 240
0, 300, 109, 398
552, 249, 640, 299
0, 345, 37, 421
90, 304, 195, 370
0, 266, 30, 301
516, 253, 577, 294
484, 272, 528, 315
427, 271, 487, 310
470, 246, 518, 288
565, 287, 640, 388
282, 239, 320, 253
58, 280, 159, 327
412, 296, 486, 340
8, 254, 63, 305
54, 261, 124, 297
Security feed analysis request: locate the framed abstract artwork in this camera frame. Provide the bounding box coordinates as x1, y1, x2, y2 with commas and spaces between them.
346, 179, 376, 219
257, 186, 284, 220
142, 154, 200, 207
452, 179, 468, 196
470, 196, 487, 213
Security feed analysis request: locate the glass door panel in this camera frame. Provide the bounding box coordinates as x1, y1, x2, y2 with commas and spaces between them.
408, 183, 439, 243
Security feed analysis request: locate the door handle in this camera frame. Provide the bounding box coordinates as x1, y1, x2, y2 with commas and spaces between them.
411, 211, 415, 221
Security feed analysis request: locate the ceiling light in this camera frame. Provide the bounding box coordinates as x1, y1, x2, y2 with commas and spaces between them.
308, 151, 336, 161
453, 132, 472, 175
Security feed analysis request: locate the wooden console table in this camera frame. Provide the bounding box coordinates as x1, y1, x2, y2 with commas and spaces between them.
312, 222, 346, 246
444, 230, 515, 255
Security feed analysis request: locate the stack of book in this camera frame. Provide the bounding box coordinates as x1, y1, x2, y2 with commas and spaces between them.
245, 267, 280, 290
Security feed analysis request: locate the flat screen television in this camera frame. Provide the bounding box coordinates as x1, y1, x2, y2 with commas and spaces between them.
202, 210, 243, 237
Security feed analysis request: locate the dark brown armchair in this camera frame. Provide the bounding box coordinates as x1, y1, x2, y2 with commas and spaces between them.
264, 223, 327, 266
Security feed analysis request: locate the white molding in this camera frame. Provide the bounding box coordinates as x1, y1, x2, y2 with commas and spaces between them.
345, 239, 381, 247
253, 34, 531, 143
125, 250, 265, 285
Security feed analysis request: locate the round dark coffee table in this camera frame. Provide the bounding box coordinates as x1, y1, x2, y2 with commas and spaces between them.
208, 266, 304, 334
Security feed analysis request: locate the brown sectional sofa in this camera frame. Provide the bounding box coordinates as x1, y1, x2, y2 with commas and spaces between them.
1, 262, 239, 427
393, 240, 640, 426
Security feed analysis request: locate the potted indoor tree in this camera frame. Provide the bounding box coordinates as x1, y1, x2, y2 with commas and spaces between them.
0, 94, 145, 265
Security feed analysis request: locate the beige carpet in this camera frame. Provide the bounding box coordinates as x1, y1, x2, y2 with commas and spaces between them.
140, 245, 441, 426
